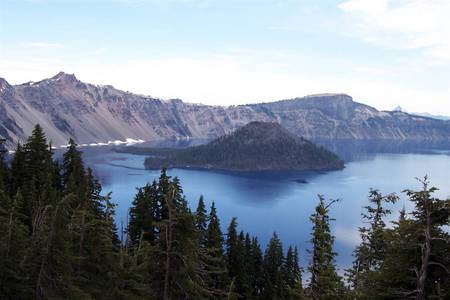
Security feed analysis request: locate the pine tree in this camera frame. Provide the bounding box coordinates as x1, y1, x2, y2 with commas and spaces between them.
262, 232, 285, 300
29, 193, 74, 300
195, 195, 208, 246
130, 171, 204, 299
248, 236, 264, 299
9, 143, 26, 199
347, 189, 398, 298
225, 218, 247, 299
71, 168, 122, 299
308, 196, 343, 300
237, 230, 251, 298
204, 202, 228, 299
374, 208, 418, 298
284, 246, 304, 299
127, 182, 158, 252
62, 138, 86, 197
0, 190, 31, 299
20, 125, 57, 232
405, 177, 450, 300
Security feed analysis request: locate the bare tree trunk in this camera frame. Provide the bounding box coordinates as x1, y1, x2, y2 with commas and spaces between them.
35, 204, 58, 300
5, 210, 13, 261
415, 208, 431, 300
78, 208, 86, 273
310, 213, 320, 300
163, 192, 174, 300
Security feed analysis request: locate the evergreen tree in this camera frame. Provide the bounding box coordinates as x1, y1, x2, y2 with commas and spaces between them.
204, 202, 228, 299
405, 178, 449, 299
308, 196, 343, 300
373, 179, 450, 299
127, 182, 158, 252
225, 217, 247, 299
347, 189, 398, 298
262, 232, 285, 300
248, 236, 264, 299
0, 190, 30, 299
284, 246, 304, 299
62, 138, 86, 197
8, 143, 26, 197
195, 195, 208, 246
374, 208, 418, 298
29, 193, 74, 300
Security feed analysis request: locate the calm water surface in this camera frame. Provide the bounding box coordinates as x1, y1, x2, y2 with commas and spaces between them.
82, 143, 450, 272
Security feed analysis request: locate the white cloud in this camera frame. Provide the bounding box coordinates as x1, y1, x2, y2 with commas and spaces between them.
24, 42, 64, 49
339, 0, 450, 61
334, 226, 361, 247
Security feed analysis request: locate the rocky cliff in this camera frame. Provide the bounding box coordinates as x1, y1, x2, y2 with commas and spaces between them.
1, 72, 449, 148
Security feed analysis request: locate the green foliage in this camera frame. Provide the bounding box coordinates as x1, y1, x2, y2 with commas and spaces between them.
262, 232, 287, 299
347, 189, 398, 298
308, 196, 344, 300
0, 125, 122, 299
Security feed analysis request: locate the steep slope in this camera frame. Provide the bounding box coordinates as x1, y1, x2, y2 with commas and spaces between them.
144, 122, 344, 171
1, 72, 450, 148
0, 72, 273, 148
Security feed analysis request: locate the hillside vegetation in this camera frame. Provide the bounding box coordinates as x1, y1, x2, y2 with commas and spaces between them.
144, 122, 345, 171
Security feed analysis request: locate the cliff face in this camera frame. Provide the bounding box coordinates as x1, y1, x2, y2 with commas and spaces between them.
1, 72, 450, 148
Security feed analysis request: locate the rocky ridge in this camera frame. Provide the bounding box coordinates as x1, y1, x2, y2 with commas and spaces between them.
1, 72, 450, 148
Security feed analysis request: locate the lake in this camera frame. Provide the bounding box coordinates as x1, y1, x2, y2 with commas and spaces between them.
81, 140, 450, 273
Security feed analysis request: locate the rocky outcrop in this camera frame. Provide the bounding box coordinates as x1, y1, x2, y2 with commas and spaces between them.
1, 72, 450, 148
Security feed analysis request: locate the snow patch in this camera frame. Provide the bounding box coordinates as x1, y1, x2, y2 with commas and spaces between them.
58, 138, 145, 149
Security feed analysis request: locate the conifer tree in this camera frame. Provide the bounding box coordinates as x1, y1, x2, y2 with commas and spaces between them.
308, 196, 343, 300
204, 202, 228, 299
9, 143, 26, 197
225, 218, 247, 298
127, 182, 158, 252
405, 178, 450, 300
29, 193, 74, 300
284, 245, 304, 299
248, 236, 264, 299
195, 195, 208, 246
374, 207, 418, 298
262, 232, 285, 299
347, 189, 398, 298
62, 139, 86, 197
0, 190, 30, 299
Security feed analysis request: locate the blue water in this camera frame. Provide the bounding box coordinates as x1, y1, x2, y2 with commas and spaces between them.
82, 146, 450, 273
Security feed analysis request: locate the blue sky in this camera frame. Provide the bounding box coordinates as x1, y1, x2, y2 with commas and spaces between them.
1, 0, 449, 114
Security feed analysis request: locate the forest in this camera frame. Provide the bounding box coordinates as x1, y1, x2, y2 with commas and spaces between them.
143, 122, 344, 172
0, 125, 449, 300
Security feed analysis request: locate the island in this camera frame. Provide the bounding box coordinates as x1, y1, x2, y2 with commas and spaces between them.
144, 122, 344, 171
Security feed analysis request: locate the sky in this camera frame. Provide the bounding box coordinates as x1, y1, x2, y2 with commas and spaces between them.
1, 0, 449, 114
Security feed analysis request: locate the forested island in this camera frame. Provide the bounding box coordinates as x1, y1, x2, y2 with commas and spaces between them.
144, 122, 344, 171
0, 125, 449, 299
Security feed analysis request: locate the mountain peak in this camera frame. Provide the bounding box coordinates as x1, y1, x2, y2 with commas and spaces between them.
51, 71, 78, 83
303, 93, 353, 101
393, 105, 403, 112
0, 77, 12, 93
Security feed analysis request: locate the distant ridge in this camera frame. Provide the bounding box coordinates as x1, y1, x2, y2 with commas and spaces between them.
144, 121, 345, 171
1, 72, 450, 148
